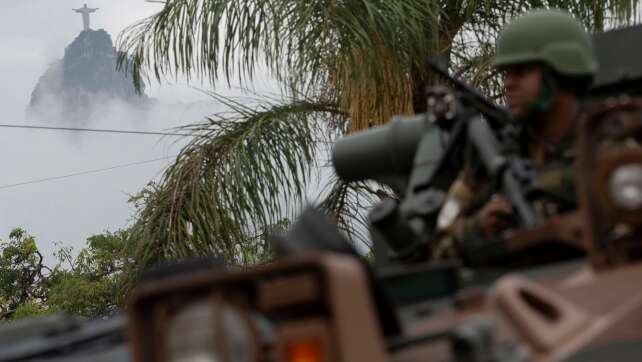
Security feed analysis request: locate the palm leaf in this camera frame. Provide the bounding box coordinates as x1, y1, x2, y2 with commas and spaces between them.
117, 0, 437, 131
317, 175, 383, 252
129, 93, 345, 267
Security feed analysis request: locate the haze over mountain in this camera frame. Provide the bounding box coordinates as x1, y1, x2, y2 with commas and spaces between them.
0, 1, 279, 264
0, 1, 208, 263
27, 28, 150, 121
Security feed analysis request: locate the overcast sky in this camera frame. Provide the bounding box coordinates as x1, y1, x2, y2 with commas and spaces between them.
0, 1, 281, 263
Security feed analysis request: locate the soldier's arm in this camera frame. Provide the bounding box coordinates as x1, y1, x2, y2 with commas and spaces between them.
433, 170, 514, 264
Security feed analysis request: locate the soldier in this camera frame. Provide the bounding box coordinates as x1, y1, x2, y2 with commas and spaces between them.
435, 9, 598, 264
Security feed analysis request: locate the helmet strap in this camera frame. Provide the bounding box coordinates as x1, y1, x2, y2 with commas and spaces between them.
515, 70, 558, 126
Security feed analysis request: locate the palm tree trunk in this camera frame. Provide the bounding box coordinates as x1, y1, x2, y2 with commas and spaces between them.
412, 1, 466, 113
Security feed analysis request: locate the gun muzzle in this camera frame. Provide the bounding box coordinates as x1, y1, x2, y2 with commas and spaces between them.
332, 115, 426, 186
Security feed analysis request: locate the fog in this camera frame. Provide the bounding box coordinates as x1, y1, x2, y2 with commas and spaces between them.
0, 1, 280, 263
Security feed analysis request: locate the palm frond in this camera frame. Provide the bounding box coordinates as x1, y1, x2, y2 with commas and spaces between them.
316, 174, 383, 252
129, 94, 345, 267
117, 0, 437, 131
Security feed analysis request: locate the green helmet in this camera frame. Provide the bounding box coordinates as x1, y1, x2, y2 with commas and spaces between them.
494, 9, 598, 77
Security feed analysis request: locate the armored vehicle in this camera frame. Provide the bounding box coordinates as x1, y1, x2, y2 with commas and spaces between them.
4, 24, 642, 362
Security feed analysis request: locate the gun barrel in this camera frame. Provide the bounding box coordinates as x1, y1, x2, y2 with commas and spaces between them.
332, 116, 425, 183
467, 116, 506, 174
467, 117, 539, 228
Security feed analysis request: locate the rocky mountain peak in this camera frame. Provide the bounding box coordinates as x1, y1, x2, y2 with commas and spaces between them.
27, 29, 150, 121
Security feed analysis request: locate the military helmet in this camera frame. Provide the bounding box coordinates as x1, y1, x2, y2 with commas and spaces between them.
494, 9, 598, 77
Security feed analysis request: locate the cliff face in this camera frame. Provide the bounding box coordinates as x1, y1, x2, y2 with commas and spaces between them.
28, 29, 150, 121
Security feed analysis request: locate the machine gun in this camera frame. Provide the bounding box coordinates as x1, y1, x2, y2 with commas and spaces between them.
333, 60, 542, 264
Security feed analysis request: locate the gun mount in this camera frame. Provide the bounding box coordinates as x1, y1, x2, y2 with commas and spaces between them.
333, 68, 542, 265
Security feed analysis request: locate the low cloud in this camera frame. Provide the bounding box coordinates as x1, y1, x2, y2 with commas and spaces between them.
0, 1, 220, 263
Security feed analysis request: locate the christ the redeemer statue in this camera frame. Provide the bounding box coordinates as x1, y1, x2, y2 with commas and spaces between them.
73, 4, 99, 31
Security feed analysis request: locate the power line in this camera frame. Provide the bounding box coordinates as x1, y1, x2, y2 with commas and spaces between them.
0, 156, 175, 191
0, 124, 193, 137
0, 124, 338, 144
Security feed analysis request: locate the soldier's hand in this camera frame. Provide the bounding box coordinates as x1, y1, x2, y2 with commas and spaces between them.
475, 194, 513, 238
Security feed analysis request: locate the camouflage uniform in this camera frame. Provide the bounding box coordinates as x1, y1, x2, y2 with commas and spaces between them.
434, 135, 577, 264
433, 9, 597, 265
